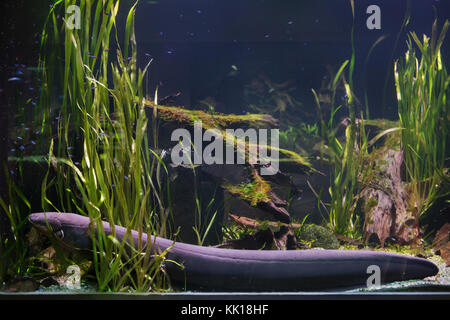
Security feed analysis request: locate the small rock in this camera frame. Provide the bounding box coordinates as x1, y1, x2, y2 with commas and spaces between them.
297, 225, 339, 249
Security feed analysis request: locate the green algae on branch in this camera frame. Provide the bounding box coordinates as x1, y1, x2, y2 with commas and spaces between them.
143, 99, 314, 172
143, 99, 279, 130
224, 174, 272, 207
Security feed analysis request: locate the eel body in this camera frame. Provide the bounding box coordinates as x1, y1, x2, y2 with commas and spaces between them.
29, 212, 439, 291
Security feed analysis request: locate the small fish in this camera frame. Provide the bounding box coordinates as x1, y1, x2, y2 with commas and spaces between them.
228, 65, 239, 77
8, 77, 22, 82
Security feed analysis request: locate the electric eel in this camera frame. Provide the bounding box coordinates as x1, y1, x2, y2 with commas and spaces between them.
29, 212, 439, 291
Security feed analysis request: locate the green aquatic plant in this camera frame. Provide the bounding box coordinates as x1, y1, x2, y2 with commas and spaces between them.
291, 214, 311, 239
394, 19, 450, 217
301, 123, 319, 136
192, 198, 219, 247
39, 0, 176, 292
224, 177, 272, 207
38, 0, 121, 214
311, 4, 371, 237
279, 126, 300, 150
0, 170, 33, 284
279, 123, 319, 152
313, 62, 360, 237
221, 222, 256, 243
310, 2, 405, 238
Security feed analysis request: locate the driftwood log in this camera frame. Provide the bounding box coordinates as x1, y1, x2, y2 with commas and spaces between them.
362, 149, 420, 246
432, 223, 450, 266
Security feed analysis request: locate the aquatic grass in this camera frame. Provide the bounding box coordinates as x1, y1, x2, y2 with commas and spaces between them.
279, 124, 319, 155
313, 84, 364, 237
192, 206, 219, 247
312, 5, 370, 237
38, 0, 177, 292
224, 177, 272, 207
0, 169, 33, 283
39, 0, 120, 214
394, 19, 450, 217
168, 131, 222, 246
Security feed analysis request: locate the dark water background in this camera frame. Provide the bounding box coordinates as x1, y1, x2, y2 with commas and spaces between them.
1, 0, 449, 121
131, 0, 450, 120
